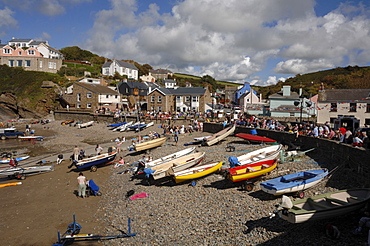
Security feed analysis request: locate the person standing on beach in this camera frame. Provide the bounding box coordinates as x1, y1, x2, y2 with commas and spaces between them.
95, 144, 103, 155
174, 129, 179, 146
77, 172, 87, 198
73, 146, 79, 161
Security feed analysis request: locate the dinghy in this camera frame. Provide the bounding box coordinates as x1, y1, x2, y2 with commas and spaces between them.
173, 161, 223, 183
227, 159, 278, 182
202, 125, 235, 146
235, 133, 276, 143
0, 165, 54, 180
145, 147, 196, 168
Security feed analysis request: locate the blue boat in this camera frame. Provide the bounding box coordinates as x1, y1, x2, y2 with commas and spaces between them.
260, 169, 329, 197
107, 122, 126, 128
69, 152, 117, 172
128, 124, 146, 131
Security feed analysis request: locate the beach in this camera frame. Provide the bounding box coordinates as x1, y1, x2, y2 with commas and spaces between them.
0, 120, 367, 246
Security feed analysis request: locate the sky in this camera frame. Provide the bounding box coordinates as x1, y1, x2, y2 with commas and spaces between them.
1, 0, 370, 86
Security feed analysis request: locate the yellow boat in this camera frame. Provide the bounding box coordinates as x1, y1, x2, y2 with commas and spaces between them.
173, 161, 223, 183
227, 159, 278, 182
134, 137, 166, 152
0, 182, 22, 188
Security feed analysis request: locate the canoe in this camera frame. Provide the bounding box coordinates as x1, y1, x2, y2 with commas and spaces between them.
202, 125, 236, 146
173, 161, 223, 183
148, 152, 205, 180
107, 122, 125, 127
227, 159, 278, 182
0, 182, 22, 188
0, 165, 54, 179
260, 169, 329, 196
228, 144, 282, 168
0, 155, 30, 164
277, 188, 370, 223
70, 152, 117, 171
235, 133, 276, 143
133, 137, 166, 152
145, 147, 196, 168
77, 121, 94, 128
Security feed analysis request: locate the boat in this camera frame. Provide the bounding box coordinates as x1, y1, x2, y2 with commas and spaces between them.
77, 121, 94, 128
148, 152, 205, 180
0, 181, 22, 188
132, 137, 166, 152
18, 136, 44, 141
202, 125, 236, 146
127, 122, 146, 131
107, 122, 126, 128
0, 155, 30, 164
112, 121, 132, 131
284, 148, 315, 158
194, 136, 212, 142
260, 169, 329, 196
228, 144, 283, 168
61, 120, 74, 125
173, 161, 223, 183
227, 159, 278, 182
277, 188, 370, 223
145, 147, 196, 168
0, 165, 54, 180
69, 152, 117, 172
235, 133, 276, 143
136, 121, 154, 132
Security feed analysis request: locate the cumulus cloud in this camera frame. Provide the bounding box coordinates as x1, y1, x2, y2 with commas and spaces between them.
82, 0, 370, 86
0, 7, 17, 36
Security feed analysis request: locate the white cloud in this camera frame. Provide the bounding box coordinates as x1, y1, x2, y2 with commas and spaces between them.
0, 7, 17, 36
80, 0, 370, 85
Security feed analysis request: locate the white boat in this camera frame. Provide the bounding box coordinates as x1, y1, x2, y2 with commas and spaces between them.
0, 165, 54, 180
77, 121, 94, 128
193, 136, 212, 142
145, 147, 196, 168
202, 125, 235, 146
228, 144, 283, 168
113, 121, 133, 131
149, 152, 205, 180
0, 155, 30, 164
18, 136, 44, 141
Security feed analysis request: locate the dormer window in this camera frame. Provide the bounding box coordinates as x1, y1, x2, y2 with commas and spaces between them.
3, 48, 11, 54
18, 51, 22, 55
28, 50, 35, 55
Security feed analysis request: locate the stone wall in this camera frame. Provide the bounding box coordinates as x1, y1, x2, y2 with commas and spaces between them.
204, 122, 370, 187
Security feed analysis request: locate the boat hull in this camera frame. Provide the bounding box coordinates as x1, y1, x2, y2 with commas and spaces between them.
0, 156, 30, 164
0, 165, 54, 177
260, 169, 328, 195
145, 147, 196, 168
204, 125, 235, 146
134, 137, 166, 152
235, 133, 276, 143
279, 188, 370, 223
227, 159, 277, 182
173, 161, 223, 183
234, 144, 282, 167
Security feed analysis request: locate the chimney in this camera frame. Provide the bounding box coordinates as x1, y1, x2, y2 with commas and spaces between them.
282, 85, 291, 97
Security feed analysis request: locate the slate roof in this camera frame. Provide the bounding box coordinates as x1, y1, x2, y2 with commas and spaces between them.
29, 41, 47, 46
320, 89, 370, 102
149, 87, 206, 95
102, 60, 138, 70
74, 82, 117, 94
269, 91, 300, 99
9, 38, 32, 42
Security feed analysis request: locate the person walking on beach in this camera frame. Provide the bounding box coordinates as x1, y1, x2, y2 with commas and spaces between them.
56, 153, 63, 165
174, 129, 179, 146
95, 144, 103, 155
73, 146, 79, 161
77, 172, 87, 198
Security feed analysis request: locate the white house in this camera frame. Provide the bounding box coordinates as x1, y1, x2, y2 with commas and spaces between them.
7, 38, 64, 59
102, 59, 139, 80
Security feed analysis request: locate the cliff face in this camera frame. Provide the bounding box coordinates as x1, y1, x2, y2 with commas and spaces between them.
0, 92, 55, 122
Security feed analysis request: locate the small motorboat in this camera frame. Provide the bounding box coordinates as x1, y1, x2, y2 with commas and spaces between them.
0, 165, 54, 180
18, 136, 44, 141
69, 152, 117, 172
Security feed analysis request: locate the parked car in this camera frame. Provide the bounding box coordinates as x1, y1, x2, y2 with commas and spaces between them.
0, 127, 25, 140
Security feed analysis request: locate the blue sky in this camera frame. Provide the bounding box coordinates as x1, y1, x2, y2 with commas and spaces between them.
1, 0, 370, 86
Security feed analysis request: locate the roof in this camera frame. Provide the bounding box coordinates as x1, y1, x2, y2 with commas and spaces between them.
319, 89, 370, 102
164, 79, 176, 84
150, 69, 172, 74
269, 91, 300, 100
102, 59, 138, 70
9, 38, 32, 42
125, 81, 148, 89
29, 41, 47, 46
74, 82, 117, 94
149, 87, 206, 96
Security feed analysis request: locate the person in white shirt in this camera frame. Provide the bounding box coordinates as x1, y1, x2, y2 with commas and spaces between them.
77, 172, 87, 198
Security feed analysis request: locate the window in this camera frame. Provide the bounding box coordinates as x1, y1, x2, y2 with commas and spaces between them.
28, 50, 35, 55
367, 104, 370, 113
185, 96, 190, 102
87, 93, 92, 98
39, 61, 43, 68
3, 48, 11, 54
349, 103, 357, 112
25, 60, 31, 67
176, 107, 180, 111
18, 51, 22, 55
192, 96, 198, 102
330, 103, 337, 112
17, 60, 22, 67
87, 103, 92, 108
8, 60, 14, 67
158, 106, 162, 111
77, 93, 81, 102
158, 95, 162, 103
176, 96, 181, 102
151, 96, 155, 102
290, 112, 294, 116
106, 95, 109, 99
77, 103, 81, 108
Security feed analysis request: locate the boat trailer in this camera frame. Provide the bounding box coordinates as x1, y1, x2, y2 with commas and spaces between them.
52, 214, 136, 246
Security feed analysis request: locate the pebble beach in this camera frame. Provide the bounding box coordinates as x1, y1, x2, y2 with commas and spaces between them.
1, 119, 368, 245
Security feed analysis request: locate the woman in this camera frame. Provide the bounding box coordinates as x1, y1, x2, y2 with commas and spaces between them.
77, 172, 87, 198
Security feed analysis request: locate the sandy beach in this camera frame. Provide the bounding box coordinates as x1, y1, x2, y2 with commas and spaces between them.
0, 119, 368, 246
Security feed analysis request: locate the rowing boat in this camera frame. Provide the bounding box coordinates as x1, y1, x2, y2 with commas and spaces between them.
202, 125, 235, 146
133, 137, 166, 152
69, 152, 117, 172
0, 155, 30, 164
145, 147, 196, 168
227, 159, 278, 182
18, 136, 44, 140
0, 165, 54, 179
235, 133, 276, 143
77, 121, 94, 128
173, 161, 222, 183
277, 188, 370, 223
148, 152, 205, 180
260, 169, 328, 196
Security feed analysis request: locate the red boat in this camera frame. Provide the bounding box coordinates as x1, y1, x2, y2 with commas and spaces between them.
235, 133, 276, 143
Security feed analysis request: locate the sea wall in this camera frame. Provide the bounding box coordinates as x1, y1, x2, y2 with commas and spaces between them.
204, 122, 370, 187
